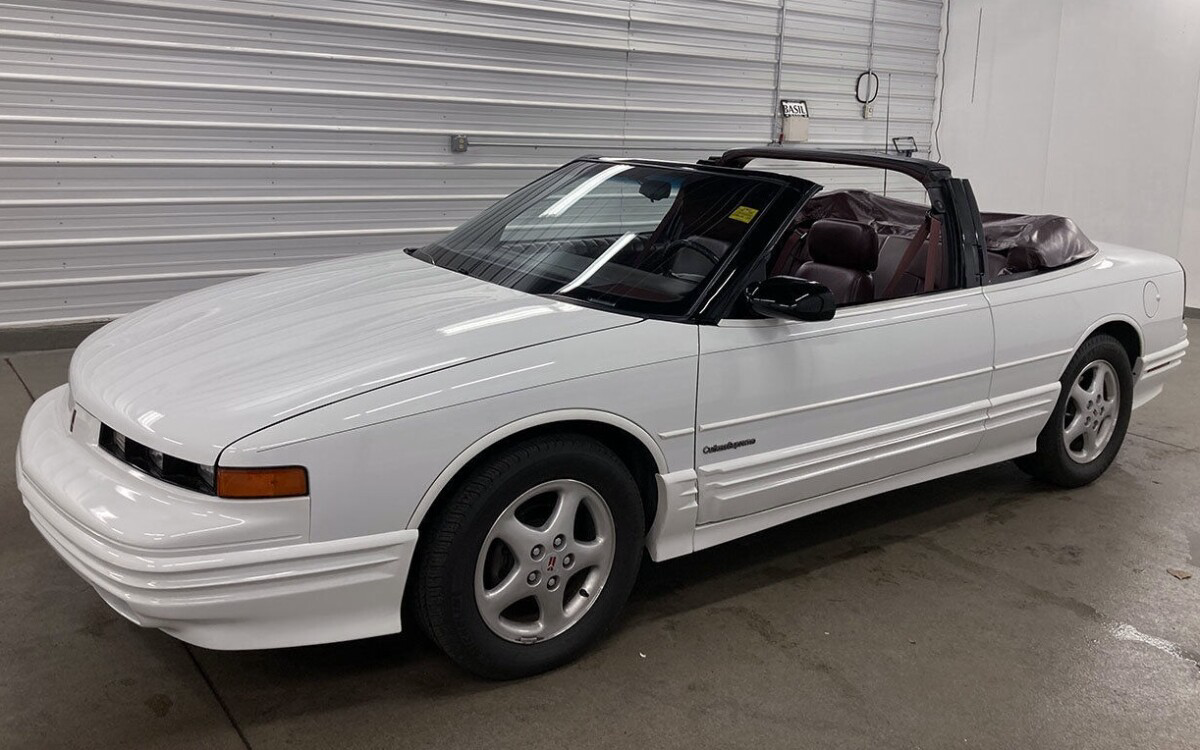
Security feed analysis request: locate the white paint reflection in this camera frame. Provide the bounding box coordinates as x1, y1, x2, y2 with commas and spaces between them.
91, 506, 118, 525
168, 515, 247, 539
272, 358, 467, 418
451, 362, 554, 390
114, 485, 141, 503
438, 306, 558, 336
539, 164, 632, 218
361, 390, 443, 417
137, 410, 165, 432
557, 232, 638, 295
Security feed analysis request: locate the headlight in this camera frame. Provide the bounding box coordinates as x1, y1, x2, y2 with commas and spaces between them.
197, 464, 216, 491
97, 423, 308, 498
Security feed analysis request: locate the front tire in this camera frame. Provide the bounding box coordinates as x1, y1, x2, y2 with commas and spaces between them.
1014, 333, 1133, 487
415, 434, 644, 679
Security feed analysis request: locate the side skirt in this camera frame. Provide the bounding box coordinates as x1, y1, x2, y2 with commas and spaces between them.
648, 441, 1035, 561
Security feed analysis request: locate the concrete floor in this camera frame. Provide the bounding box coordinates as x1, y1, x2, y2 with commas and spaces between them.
2, 348, 1198, 750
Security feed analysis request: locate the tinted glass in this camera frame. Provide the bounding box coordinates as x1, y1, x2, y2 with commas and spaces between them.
413, 161, 781, 316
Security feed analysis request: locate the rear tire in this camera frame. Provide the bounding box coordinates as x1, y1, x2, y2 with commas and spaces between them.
415, 433, 644, 679
1014, 333, 1132, 487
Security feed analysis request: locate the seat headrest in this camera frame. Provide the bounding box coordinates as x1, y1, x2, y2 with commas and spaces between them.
807, 219, 879, 272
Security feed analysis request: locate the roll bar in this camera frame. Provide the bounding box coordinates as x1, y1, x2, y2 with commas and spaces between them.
701, 146, 952, 185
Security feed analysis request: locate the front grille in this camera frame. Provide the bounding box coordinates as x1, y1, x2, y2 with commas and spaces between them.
98, 424, 216, 495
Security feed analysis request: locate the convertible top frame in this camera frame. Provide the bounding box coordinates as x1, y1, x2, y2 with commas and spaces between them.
702, 146, 952, 186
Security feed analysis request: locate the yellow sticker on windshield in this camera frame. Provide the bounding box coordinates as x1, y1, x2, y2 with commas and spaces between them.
729, 206, 759, 223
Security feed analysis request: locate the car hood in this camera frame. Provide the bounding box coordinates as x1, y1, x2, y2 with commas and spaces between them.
69, 250, 635, 464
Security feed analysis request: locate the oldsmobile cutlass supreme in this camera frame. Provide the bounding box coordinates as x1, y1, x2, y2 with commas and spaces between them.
17, 148, 1187, 678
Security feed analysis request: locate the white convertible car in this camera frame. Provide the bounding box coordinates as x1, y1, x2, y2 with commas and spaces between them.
18, 148, 1187, 678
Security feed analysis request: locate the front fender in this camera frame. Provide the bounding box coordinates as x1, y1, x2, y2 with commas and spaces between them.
221, 320, 698, 543
405, 408, 671, 530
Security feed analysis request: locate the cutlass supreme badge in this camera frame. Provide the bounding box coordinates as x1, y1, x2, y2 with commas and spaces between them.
702, 438, 757, 455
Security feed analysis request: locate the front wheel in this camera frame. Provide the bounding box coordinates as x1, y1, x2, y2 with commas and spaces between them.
1014, 333, 1133, 487
415, 434, 645, 679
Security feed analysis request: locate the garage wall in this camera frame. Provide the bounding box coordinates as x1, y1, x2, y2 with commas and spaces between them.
0, 0, 943, 327
934, 0, 1200, 306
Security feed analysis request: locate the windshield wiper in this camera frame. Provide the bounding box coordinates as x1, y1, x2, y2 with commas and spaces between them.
407, 247, 479, 276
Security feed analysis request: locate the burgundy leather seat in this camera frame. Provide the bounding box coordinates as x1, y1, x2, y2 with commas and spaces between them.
796, 219, 878, 306
768, 222, 810, 277
876, 235, 928, 299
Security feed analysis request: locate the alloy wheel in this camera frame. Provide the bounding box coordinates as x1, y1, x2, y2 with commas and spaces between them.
1063, 359, 1120, 464
474, 479, 616, 643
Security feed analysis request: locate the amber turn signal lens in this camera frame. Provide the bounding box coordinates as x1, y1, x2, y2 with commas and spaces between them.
216, 466, 308, 499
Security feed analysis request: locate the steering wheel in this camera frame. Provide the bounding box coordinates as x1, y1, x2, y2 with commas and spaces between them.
661, 237, 722, 282
668, 237, 721, 264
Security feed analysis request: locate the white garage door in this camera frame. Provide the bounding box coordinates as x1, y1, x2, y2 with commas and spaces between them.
0, 0, 943, 326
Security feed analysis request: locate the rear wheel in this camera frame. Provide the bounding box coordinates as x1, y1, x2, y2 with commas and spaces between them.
1014, 334, 1132, 487
415, 434, 644, 679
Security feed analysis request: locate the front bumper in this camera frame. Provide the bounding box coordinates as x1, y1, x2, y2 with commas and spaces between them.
17, 385, 417, 650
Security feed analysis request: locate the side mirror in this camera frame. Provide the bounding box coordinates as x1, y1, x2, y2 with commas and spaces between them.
744, 276, 836, 321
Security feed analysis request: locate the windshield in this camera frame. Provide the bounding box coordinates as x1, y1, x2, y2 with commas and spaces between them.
411, 160, 782, 316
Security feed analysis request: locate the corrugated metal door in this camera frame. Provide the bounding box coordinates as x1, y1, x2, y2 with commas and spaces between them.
0, 0, 943, 326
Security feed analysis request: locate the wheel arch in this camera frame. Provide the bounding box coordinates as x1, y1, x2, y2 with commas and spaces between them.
406, 409, 667, 533
1074, 315, 1143, 371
